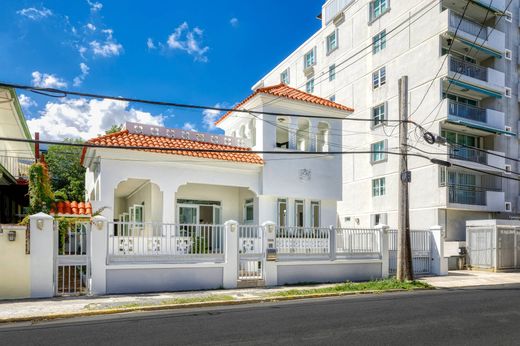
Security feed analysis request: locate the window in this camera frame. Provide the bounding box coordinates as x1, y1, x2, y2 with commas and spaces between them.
277, 199, 288, 227
372, 67, 386, 89
329, 95, 336, 102
371, 213, 387, 227
371, 140, 386, 163
311, 201, 320, 228
280, 68, 290, 84
276, 117, 289, 149
505, 87, 512, 98
372, 103, 386, 127
295, 200, 305, 227
306, 78, 315, 93
372, 178, 386, 197
329, 64, 336, 81
505, 202, 512, 212
505, 11, 512, 23
505, 49, 512, 61
244, 199, 254, 223
317, 122, 330, 152
304, 48, 316, 69
372, 30, 386, 54
326, 30, 338, 54
296, 119, 311, 151
370, 0, 389, 21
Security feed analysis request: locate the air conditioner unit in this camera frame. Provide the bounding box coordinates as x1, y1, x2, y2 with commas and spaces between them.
304, 66, 315, 77
333, 12, 345, 26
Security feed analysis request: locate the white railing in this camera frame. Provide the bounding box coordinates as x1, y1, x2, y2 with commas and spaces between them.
388, 230, 432, 275
107, 222, 225, 263
335, 228, 381, 257
0, 155, 32, 181
276, 227, 331, 255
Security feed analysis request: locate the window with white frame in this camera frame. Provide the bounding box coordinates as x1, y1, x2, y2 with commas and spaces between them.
306, 78, 315, 93
372, 30, 386, 54
326, 30, 338, 54
329, 95, 336, 102
372, 103, 386, 127
370, 0, 389, 21
304, 48, 316, 69
371, 140, 386, 163
244, 199, 254, 223
311, 201, 320, 228
372, 67, 386, 89
372, 178, 386, 197
295, 200, 305, 227
277, 198, 288, 227
329, 64, 336, 81
280, 68, 290, 84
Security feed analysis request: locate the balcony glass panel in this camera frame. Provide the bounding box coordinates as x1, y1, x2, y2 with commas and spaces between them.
448, 185, 486, 205
449, 12, 488, 40
449, 146, 487, 164
448, 100, 487, 123
449, 56, 487, 81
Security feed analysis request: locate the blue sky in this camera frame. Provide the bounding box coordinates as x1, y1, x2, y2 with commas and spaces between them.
1, 0, 322, 139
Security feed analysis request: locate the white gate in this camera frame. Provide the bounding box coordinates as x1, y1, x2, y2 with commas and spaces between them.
54, 221, 91, 296
497, 228, 520, 270
238, 225, 264, 281
389, 230, 432, 275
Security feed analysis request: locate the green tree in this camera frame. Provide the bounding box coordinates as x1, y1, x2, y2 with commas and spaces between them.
45, 138, 86, 202
105, 124, 123, 134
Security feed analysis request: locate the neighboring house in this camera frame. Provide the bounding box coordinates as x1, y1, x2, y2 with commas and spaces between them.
82, 84, 353, 229
254, 0, 515, 242
0, 87, 33, 223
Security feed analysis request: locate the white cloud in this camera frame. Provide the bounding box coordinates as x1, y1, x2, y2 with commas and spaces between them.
202, 104, 223, 131
19, 94, 37, 109
147, 38, 156, 49
78, 46, 87, 59
17, 7, 52, 20
182, 122, 197, 131
27, 98, 165, 140
73, 63, 90, 86
31, 71, 68, 88
163, 22, 209, 62
89, 28, 123, 57
86, 23, 96, 31
230, 18, 239, 27
86, 0, 103, 12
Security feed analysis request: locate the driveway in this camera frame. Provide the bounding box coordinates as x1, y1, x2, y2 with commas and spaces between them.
421, 270, 520, 288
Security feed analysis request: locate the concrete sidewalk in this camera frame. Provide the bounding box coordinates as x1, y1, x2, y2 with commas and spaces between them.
420, 270, 520, 288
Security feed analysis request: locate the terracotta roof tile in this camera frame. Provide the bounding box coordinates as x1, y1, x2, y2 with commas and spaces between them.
81, 130, 263, 165
215, 83, 354, 125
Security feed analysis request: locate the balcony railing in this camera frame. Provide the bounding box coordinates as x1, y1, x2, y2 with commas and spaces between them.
449, 146, 487, 165
448, 185, 487, 205
449, 56, 488, 81
447, 100, 487, 124
449, 12, 488, 40
0, 155, 33, 181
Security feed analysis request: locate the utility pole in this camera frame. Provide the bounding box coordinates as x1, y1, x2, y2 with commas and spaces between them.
397, 76, 413, 281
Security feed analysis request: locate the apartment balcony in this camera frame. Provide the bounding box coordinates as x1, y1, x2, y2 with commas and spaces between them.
441, 99, 510, 136
444, 55, 505, 99
448, 146, 506, 174
0, 155, 32, 185
447, 185, 505, 211
441, 9, 505, 58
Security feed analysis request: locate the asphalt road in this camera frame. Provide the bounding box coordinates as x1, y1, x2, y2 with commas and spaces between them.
2, 285, 520, 346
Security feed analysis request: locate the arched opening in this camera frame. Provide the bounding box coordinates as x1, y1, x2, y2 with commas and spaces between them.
248, 119, 256, 147
238, 124, 246, 139
276, 117, 289, 149
317, 122, 330, 152
296, 118, 310, 151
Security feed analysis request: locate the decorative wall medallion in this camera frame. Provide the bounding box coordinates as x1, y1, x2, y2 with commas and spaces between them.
299, 169, 312, 181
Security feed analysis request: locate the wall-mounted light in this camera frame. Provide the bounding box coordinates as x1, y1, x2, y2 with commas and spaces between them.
36, 219, 44, 230
8, 231, 16, 242
231, 224, 237, 233
95, 220, 104, 230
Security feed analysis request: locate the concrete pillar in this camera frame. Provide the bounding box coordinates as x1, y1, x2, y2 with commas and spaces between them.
377, 224, 390, 279
329, 225, 337, 261
223, 220, 238, 288
29, 212, 55, 298
162, 186, 177, 223
430, 225, 448, 276
288, 118, 298, 150
262, 221, 277, 286
90, 215, 108, 295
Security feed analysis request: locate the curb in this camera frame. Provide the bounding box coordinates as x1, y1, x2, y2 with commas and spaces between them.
0, 287, 433, 324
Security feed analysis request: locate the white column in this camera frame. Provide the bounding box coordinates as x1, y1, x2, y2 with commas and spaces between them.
223, 220, 238, 288
29, 212, 55, 298
329, 225, 337, 260
162, 186, 177, 223
90, 215, 108, 295
430, 225, 448, 276
377, 224, 390, 279
309, 119, 318, 152
288, 118, 298, 150
262, 221, 277, 286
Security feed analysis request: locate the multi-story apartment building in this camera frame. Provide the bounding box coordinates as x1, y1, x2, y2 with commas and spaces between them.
254, 0, 517, 241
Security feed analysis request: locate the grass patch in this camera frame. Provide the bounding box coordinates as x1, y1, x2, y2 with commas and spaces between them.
271, 279, 431, 297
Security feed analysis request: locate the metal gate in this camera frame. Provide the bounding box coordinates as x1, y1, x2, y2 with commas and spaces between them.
238, 225, 264, 281
497, 228, 520, 270
389, 230, 432, 275
54, 221, 91, 296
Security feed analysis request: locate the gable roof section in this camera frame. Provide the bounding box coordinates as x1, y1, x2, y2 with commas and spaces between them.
215, 83, 354, 125
80, 130, 263, 165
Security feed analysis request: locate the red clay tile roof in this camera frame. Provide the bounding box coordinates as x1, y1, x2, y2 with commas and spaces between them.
215, 83, 354, 125
80, 130, 264, 165
51, 201, 92, 216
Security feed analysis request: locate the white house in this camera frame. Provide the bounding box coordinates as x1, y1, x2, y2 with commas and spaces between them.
83, 84, 353, 236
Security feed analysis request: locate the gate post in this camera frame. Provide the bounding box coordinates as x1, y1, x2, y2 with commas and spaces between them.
262, 221, 277, 286
29, 212, 55, 298
90, 215, 108, 295
430, 225, 448, 276
223, 220, 239, 289
377, 224, 390, 279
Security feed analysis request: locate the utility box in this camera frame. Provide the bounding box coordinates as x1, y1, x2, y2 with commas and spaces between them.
466, 220, 520, 271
